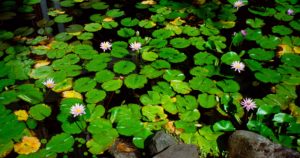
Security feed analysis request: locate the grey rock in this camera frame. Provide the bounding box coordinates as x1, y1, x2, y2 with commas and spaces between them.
228, 130, 300, 158
153, 144, 199, 158
147, 130, 178, 156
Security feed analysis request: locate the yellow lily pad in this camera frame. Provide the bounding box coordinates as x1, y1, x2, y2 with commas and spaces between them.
52, 78, 73, 93
62, 90, 83, 99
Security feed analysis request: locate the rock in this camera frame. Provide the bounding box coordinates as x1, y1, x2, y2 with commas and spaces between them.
146, 130, 178, 156
153, 144, 199, 158
228, 130, 300, 158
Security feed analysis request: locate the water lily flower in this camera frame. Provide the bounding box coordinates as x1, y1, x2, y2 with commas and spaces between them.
70, 103, 86, 117
241, 30, 247, 36
130, 41, 142, 51
241, 98, 257, 111
100, 41, 112, 52
43, 78, 55, 88
234, 0, 245, 10
231, 61, 245, 73
287, 9, 294, 15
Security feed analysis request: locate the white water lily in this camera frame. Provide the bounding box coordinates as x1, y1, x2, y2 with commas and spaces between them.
70, 103, 86, 117
43, 78, 55, 88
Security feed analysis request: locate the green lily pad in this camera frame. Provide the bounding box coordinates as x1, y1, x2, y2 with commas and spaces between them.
212, 120, 235, 132
151, 60, 171, 69
272, 25, 293, 35
29, 104, 51, 121
113, 61, 136, 75
140, 91, 161, 106
244, 59, 262, 71
54, 14, 73, 23
183, 26, 200, 36
152, 81, 175, 97
73, 44, 98, 59
133, 128, 152, 148
189, 77, 219, 94
163, 69, 185, 81
102, 21, 118, 29
116, 118, 144, 136
149, 39, 168, 48
77, 32, 94, 40
174, 120, 197, 133
289, 20, 300, 31
121, 17, 139, 27
221, 51, 240, 65
273, 113, 295, 123
101, 79, 123, 91
200, 24, 219, 36
88, 105, 105, 122
257, 35, 281, 50
246, 18, 265, 28
124, 74, 147, 89
255, 69, 282, 83
248, 7, 276, 17
152, 29, 174, 39
46, 133, 75, 153
16, 84, 43, 104
74, 77, 97, 92
170, 80, 191, 94
140, 65, 164, 79
0, 30, 14, 40
159, 48, 187, 63
111, 47, 129, 58
84, 23, 102, 32
109, 104, 142, 123
30, 66, 53, 79
95, 70, 115, 83
142, 105, 167, 122
86, 118, 118, 154
248, 48, 275, 61
216, 80, 240, 93
194, 52, 218, 65
139, 19, 156, 28
86, 89, 106, 104
170, 38, 191, 49
198, 93, 217, 108
117, 28, 135, 38
106, 9, 124, 18
85, 55, 109, 72
91, 2, 108, 10
281, 54, 300, 68
142, 51, 158, 61
179, 109, 201, 122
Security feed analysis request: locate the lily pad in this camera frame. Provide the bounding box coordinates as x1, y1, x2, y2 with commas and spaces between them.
95, 70, 115, 83
142, 105, 167, 122
272, 25, 293, 35
255, 69, 282, 83
124, 74, 147, 89
117, 28, 135, 38
121, 17, 139, 27
46, 133, 75, 153
113, 61, 136, 75
73, 77, 97, 92
116, 118, 144, 136
101, 79, 123, 91
179, 109, 201, 122
170, 80, 191, 94
84, 23, 102, 32
221, 51, 240, 65
170, 38, 191, 49
212, 120, 235, 132
248, 48, 275, 61
198, 93, 218, 108
54, 14, 73, 23
29, 104, 51, 121
194, 52, 218, 65
86, 89, 106, 104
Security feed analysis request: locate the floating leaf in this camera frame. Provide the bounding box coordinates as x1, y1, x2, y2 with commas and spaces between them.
217, 80, 240, 93
170, 38, 191, 48
257, 35, 281, 50
73, 77, 97, 92
86, 89, 106, 104
16, 84, 43, 104
101, 79, 123, 91
124, 74, 147, 89
163, 69, 185, 81
95, 70, 115, 83
52, 78, 73, 93
281, 53, 300, 68
198, 93, 217, 108
194, 52, 218, 65
142, 51, 158, 61
84, 23, 102, 32
111, 47, 129, 58
149, 39, 168, 48
272, 25, 293, 35
106, 9, 124, 18
159, 48, 187, 63
273, 113, 295, 123
152, 29, 174, 39
116, 118, 144, 136
221, 51, 240, 65
255, 69, 282, 83
179, 109, 200, 122
113, 61, 136, 75
29, 104, 51, 121
248, 48, 275, 61
54, 14, 73, 23
121, 17, 139, 27
117, 28, 135, 38
170, 80, 191, 94
91, 2, 108, 10
246, 18, 265, 28
139, 19, 156, 28
46, 133, 74, 153
142, 105, 167, 122
140, 65, 164, 79
212, 120, 235, 132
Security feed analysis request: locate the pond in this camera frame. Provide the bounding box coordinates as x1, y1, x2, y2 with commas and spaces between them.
0, 0, 300, 157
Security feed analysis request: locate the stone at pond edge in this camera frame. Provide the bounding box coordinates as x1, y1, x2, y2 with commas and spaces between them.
146, 130, 178, 156
153, 144, 199, 158
228, 130, 300, 158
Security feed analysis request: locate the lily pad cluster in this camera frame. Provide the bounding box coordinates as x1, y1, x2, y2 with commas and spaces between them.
0, 0, 300, 157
